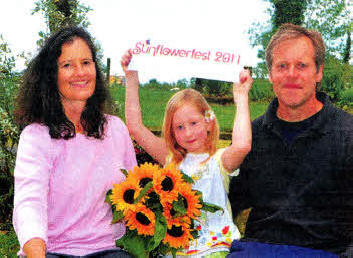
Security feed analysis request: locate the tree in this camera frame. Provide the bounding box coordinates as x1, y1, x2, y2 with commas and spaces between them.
248, 0, 310, 78
249, 0, 351, 77
32, 0, 106, 70
303, 0, 352, 59
342, 29, 351, 64
32, 0, 91, 46
272, 0, 308, 28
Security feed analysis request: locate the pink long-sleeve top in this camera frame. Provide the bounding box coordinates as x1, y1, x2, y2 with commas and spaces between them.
13, 115, 137, 256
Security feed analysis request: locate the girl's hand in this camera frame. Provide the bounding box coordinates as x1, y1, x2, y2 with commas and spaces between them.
233, 69, 253, 102
121, 49, 133, 74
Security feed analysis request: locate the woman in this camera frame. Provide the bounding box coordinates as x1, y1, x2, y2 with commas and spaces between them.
13, 26, 136, 257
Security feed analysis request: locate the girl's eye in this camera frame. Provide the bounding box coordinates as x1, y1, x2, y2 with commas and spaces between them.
83, 60, 92, 65
177, 125, 184, 130
62, 63, 70, 68
191, 121, 197, 126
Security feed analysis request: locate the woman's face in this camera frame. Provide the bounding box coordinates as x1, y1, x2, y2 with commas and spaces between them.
57, 37, 96, 107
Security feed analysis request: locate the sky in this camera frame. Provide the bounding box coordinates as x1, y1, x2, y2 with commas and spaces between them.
0, 0, 271, 83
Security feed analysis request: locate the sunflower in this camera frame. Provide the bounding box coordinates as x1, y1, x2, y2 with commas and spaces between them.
154, 163, 185, 205
125, 205, 156, 236
176, 184, 202, 219
163, 221, 193, 249
163, 203, 191, 228
127, 163, 158, 190
110, 180, 141, 213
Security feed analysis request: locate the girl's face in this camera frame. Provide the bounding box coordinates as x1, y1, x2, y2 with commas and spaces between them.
57, 37, 96, 108
172, 103, 211, 153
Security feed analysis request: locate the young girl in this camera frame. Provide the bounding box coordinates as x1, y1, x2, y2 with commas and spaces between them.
121, 51, 253, 257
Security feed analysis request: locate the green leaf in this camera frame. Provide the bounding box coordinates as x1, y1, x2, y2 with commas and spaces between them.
134, 181, 153, 204
201, 201, 223, 213
181, 171, 194, 184
121, 169, 128, 177
146, 211, 167, 251
111, 210, 124, 224
171, 195, 187, 217
105, 189, 113, 204
115, 230, 149, 258
190, 229, 199, 239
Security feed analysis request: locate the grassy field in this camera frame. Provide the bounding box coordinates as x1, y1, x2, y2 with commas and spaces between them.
110, 86, 269, 132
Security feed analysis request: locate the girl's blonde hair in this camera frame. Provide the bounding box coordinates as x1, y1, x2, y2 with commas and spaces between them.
162, 89, 220, 165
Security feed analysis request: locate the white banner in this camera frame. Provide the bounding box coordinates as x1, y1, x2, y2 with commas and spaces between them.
129, 39, 246, 82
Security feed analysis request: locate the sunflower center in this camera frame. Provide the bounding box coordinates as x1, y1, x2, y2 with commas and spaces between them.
161, 176, 174, 191
139, 177, 152, 188
136, 212, 151, 225
167, 225, 184, 237
170, 208, 176, 216
123, 189, 135, 204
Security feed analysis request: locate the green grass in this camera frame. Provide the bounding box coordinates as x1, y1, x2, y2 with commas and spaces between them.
110, 86, 268, 132
0, 230, 19, 257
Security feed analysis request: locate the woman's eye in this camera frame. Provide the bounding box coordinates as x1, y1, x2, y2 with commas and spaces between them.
279, 63, 286, 69
83, 60, 91, 65
191, 121, 197, 126
62, 63, 70, 68
177, 125, 183, 130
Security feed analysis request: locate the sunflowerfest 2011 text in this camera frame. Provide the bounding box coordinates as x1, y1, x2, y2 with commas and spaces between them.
132, 41, 241, 65
129, 40, 246, 82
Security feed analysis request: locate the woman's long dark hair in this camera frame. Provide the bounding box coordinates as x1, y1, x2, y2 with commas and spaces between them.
15, 26, 112, 139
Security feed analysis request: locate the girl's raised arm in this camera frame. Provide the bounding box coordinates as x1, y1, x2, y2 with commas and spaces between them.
122, 51, 168, 165
221, 69, 253, 172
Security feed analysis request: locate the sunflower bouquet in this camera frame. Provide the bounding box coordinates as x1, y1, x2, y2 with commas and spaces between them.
106, 162, 222, 258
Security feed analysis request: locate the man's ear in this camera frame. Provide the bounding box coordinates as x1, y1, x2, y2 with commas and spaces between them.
268, 70, 273, 84
316, 64, 324, 83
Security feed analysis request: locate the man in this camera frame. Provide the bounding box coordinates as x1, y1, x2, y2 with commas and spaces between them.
229, 23, 353, 256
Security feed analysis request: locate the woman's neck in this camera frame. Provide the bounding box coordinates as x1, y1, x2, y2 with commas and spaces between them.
62, 99, 86, 133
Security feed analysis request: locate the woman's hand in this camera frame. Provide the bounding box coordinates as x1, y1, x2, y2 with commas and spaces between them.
23, 238, 46, 258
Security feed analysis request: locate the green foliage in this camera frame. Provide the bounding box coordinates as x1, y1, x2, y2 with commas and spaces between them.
249, 0, 351, 82
249, 79, 275, 101
338, 88, 353, 109
33, 0, 92, 46
31, 0, 107, 72
321, 55, 351, 100
248, 0, 309, 71
190, 78, 232, 96
0, 36, 20, 226
272, 0, 308, 27
303, 0, 351, 58
0, 230, 19, 257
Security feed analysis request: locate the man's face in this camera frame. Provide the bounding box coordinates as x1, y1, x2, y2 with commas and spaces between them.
269, 36, 323, 110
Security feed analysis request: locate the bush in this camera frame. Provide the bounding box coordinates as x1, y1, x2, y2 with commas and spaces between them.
191, 78, 232, 97
321, 56, 350, 101
249, 79, 274, 101
0, 36, 22, 226
338, 88, 353, 109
